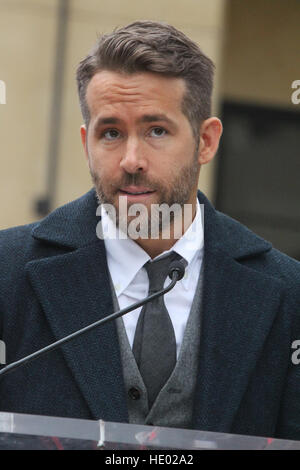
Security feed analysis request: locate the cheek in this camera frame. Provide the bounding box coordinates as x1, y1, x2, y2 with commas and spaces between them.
87, 143, 108, 168
90, 154, 121, 183
160, 146, 187, 173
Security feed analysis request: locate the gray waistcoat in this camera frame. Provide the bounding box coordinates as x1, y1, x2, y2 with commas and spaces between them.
109, 264, 203, 429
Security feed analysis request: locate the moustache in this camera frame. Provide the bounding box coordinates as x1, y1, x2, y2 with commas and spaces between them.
110, 174, 159, 192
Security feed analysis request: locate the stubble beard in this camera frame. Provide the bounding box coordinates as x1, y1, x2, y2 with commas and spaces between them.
90, 150, 200, 239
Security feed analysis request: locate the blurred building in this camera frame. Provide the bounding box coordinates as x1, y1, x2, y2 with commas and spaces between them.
0, 0, 299, 258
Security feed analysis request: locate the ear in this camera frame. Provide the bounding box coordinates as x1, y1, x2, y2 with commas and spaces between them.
80, 125, 89, 162
197, 117, 223, 165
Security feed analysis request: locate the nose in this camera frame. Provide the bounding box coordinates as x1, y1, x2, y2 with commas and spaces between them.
119, 138, 147, 174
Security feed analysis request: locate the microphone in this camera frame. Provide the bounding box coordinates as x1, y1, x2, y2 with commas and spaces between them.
168, 259, 186, 281
0, 257, 186, 378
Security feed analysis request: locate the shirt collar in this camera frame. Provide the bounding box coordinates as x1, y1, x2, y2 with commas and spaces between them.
102, 198, 204, 295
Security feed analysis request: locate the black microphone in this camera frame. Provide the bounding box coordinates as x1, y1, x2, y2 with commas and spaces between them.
168, 259, 186, 281
0, 257, 186, 378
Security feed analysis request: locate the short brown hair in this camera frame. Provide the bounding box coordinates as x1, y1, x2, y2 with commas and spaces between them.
76, 20, 215, 140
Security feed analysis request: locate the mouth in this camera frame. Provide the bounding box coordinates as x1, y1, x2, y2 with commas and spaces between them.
119, 186, 156, 198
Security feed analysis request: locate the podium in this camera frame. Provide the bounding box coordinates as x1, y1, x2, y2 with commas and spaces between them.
0, 412, 299, 449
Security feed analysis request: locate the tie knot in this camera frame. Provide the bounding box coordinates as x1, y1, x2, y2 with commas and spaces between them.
144, 252, 181, 294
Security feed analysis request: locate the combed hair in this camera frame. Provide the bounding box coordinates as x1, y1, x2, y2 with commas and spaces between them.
76, 20, 215, 139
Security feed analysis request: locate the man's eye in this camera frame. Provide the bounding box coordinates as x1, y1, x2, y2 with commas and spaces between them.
149, 127, 167, 138
102, 129, 120, 140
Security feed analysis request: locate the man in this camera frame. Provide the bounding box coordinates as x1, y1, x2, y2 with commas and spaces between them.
0, 21, 300, 441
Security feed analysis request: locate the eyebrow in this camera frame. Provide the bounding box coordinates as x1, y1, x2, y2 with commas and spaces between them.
139, 114, 175, 126
93, 114, 177, 134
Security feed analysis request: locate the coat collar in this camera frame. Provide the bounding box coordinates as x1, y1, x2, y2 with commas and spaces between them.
31, 189, 100, 249
32, 188, 272, 259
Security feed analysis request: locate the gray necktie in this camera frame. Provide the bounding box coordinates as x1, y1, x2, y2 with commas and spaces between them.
132, 252, 179, 408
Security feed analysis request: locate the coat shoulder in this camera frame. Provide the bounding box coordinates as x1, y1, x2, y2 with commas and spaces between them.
215, 209, 300, 287
0, 189, 98, 294
0, 223, 38, 295
0, 223, 38, 264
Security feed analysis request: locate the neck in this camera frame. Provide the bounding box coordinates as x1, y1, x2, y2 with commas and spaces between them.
134, 197, 198, 259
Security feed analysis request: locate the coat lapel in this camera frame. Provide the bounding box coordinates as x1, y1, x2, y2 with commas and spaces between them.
26, 190, 128, 421
193, 192, 284, 432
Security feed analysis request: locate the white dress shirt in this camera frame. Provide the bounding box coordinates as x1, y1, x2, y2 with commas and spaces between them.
101, 199, 204, 358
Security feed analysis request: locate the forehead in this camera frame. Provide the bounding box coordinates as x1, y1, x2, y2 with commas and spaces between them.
85, 70, 186, 119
